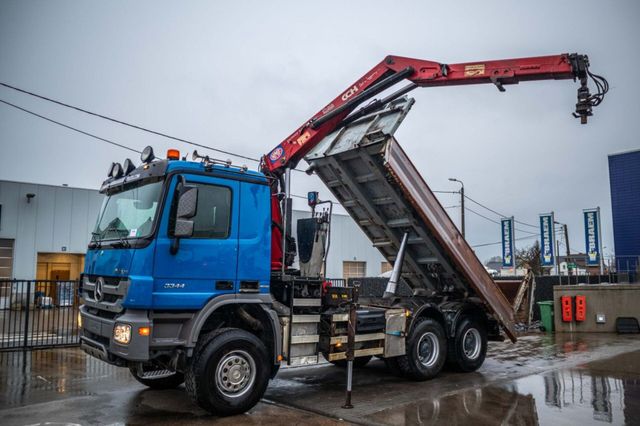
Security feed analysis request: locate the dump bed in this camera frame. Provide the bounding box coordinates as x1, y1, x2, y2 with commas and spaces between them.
305, 97, 517, 341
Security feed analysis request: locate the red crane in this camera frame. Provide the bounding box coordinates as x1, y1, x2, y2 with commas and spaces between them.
261, 53, 608, 270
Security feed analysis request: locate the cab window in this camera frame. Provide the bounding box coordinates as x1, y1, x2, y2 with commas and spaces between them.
190, 184, 232, 239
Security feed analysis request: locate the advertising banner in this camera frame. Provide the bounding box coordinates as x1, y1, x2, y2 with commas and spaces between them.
583, 208, 601, 267
539, 213, 555, 267
501, 217, 515, 267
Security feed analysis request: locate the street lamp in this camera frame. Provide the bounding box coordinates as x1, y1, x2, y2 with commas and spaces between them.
448, 178, 465, 238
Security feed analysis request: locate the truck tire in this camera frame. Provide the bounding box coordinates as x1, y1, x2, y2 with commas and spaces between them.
185, 328, 270, 416
330, 355, 372, 369
447, 317, 487, 372
396, 317, 447, 381
129, 365, 184, 389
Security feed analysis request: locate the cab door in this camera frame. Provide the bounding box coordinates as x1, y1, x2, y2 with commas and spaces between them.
153, 174, 239, 309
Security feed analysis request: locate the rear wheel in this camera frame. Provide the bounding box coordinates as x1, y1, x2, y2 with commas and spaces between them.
396, 317, 447, 381
447, 317, 487, 372
129, 364, 184, 389
330, 355, 372, 369
185, 328, 270, 416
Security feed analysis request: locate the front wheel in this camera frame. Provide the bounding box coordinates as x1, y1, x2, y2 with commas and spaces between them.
447, 317, 487, 372
396, 317, 447, 381
185, 328, 270, 416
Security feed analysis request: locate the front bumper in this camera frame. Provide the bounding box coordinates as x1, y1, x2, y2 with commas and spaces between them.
80, 305, 152, 364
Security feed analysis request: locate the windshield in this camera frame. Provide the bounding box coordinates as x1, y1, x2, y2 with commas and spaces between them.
93, 181, 163, 242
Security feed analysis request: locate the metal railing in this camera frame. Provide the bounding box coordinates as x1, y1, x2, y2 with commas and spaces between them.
0, 280, 80, 351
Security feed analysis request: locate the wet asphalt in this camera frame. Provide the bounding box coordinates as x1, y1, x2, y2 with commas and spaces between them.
0, 332, 639, 425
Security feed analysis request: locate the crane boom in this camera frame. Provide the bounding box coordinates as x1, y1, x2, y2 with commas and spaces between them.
263, 52, 607, 270
261, 53, 603, 175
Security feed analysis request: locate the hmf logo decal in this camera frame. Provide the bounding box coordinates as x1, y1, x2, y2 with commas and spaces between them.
269, 146, 284, 162
341, 85, 359, 101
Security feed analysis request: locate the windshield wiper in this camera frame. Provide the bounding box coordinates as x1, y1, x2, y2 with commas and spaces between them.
111, 229, 131, 249
90, 231, 102, 249
102, 222, 131, 248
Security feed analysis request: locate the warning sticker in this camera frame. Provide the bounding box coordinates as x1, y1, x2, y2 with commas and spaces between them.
464, 64, 485, 77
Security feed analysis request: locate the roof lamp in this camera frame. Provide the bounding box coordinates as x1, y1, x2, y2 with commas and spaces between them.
167, 149, 180, 160
123, 158, 136, 175
140, 146, 155, 163
110, 162, 124, 179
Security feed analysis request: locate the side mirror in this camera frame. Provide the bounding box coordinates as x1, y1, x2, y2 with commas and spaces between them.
173, 185, 198, 238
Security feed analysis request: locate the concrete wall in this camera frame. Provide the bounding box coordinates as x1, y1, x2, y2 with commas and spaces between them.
553, 284, 640, 333
0, 180, 103, 279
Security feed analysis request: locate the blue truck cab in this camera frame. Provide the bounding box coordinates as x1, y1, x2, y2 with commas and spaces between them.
80, 148, 285, 413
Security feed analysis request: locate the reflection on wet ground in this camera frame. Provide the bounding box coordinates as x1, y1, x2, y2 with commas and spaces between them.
0, 333, 639, 425
366, 354, 640, 425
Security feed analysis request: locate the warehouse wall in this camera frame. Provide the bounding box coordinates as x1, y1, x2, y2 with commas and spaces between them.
1, 180, 385, 280
0, 180, 103, 279
608, 149, 640, 277
291, 209, 386, 279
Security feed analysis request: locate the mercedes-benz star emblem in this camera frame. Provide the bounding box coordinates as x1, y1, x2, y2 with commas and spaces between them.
95, 277, 105, 302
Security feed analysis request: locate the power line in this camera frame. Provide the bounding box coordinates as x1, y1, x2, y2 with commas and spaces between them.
0, 81, 260, 163
0, 98, 141, 154
471, 234, 537, 248
465, 206, 538, 235
464, 194, 538, 229
1, 97, 329, 203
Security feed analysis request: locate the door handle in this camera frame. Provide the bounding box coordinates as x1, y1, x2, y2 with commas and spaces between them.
239, 281, 259, 293
215, 281, 234, 291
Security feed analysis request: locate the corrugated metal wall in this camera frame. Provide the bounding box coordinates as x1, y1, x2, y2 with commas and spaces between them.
608, 149, 640, 273
0, 181, 103, 279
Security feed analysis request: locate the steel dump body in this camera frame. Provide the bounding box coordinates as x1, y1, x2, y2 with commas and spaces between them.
306, 97, 517, 341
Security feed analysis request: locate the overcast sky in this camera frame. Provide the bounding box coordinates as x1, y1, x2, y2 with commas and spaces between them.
1, 1, 638, 262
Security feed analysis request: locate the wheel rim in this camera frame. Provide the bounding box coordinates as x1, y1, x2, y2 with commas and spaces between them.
462, 328, 482, 360
416, 332, 440, 367
215, 350, 256, 398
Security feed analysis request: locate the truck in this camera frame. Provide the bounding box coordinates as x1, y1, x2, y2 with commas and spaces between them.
79, 52, 607, 416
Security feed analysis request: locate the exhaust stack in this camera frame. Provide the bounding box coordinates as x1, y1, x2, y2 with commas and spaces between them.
383, 232, 409, 299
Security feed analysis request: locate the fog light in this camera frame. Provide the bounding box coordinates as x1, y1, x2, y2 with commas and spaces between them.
113, 324, 131, 345
138, 326, 151, 336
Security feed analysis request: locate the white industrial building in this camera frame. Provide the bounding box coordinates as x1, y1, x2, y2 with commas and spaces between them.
0, 180, 386, 282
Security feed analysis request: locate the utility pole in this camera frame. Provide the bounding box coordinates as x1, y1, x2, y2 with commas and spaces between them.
563, 224, 571, 276
448, 178, 465, 238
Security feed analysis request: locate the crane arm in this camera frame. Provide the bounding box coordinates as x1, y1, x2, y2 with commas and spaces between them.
261, 53, 606, 176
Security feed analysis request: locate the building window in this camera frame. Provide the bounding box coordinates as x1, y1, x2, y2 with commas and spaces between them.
343, 261, 366, 279
0, 238, 14, 279
381, 261, 393, 274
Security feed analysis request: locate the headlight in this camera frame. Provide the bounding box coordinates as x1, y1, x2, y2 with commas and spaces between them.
113, 324, 131, 345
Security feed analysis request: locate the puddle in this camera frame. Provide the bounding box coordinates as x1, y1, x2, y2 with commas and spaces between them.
365, 351, 640, 425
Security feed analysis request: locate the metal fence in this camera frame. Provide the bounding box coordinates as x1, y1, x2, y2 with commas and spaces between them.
0, 280, 81, 350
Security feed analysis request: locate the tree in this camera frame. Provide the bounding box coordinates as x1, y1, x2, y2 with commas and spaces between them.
516, 240, 542, 275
